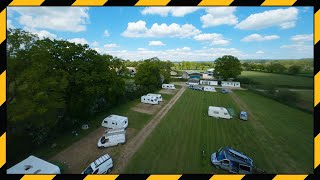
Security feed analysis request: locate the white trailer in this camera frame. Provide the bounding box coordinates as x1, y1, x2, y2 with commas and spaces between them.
141, 95, 159, 105
101, 115, 128, 129
147, 93, 163, 101
208, 106, 232, 119
162, 84, 176, 89
204, 86, 216, 92
97, 129, 126, 148
221, 81, 240, 87
7, 155, 61, 174
200, 80, 218, 86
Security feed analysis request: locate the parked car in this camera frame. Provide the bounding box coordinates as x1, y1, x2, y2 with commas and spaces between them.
82, 154, 113, 174
211, 147, 254, 174
240, 111, 248, 121
221, 89, 229, 94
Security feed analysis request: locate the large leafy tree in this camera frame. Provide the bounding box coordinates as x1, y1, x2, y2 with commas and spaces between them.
214, 55, 242, 79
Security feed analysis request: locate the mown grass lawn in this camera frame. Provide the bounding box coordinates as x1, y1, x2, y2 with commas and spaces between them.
125, 89, 313, 173
239, 71, 313, 89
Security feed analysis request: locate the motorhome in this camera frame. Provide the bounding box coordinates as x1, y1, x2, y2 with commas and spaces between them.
141, 95, 159, 105
101, 115, 128, 129
82, 154, 113, 174
208, 106, 232, 119
203, 86, 216, 92
97, 129, 126, 148
162, 84, 176, 89
147, 93, 163, 102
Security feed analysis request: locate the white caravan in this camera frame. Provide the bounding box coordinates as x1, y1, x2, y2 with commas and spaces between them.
200, 80, 218, 86
162, 84, 176, 89
7, 155, 61, 174
204, 86, 216, 92
97, 129, 126, 148
208, 106, 232, 119
147, 93, 163, 102
82, 154, 113, 174
141, 95, 159, 105
101, 115, 128, 129
221, 81, 241, 87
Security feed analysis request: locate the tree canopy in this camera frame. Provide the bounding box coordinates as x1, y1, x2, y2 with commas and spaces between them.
214, 55, 242, 79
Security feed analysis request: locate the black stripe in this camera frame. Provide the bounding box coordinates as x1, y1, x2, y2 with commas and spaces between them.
314, 164, 320, 174
116, 174, 150, 180
315, 5, 320, 13
167, 0, 202, 6
104, 0, 139, 6
315, 42, 320, 76
0, 0, 13, 13
178, 174, 213, 180
1, 174, 24, 179
0, 40, 6, 74
315, 104, 319, 138
242, 174, 276, 180
52, 174, 87, 179
0, 101, 6, 134
293, 0, 315, 6
41, 0, 76, 6
230, 0, 265, 6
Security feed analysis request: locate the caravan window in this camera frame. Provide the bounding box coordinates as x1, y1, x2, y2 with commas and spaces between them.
222, 160, 229, 165
83, 166, 94, 174
112, 122, 115, 125
224, 113, 228, 115
214, 111, 219, 114
239, 164, 251, 172
151, 99, 153, 102
93, 169, 99, 174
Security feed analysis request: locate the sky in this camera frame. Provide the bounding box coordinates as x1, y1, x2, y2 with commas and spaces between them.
7, 7, 313, 61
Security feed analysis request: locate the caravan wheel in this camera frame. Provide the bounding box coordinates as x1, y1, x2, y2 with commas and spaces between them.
107, 168, 112, 173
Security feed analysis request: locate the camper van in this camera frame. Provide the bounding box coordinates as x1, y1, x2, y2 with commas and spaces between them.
147, 93, 163, 102
208, 106, 232, 119
7, 155, 61, 174
82, 154, 113, 174
162, 84, 176, 89
141, 95, 159, 105
101, 115, 128, 129
211, 147, 254, 174
97, 129, 126, 148
203, 86, 216, 92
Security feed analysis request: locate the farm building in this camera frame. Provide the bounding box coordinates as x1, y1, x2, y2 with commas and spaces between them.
101, 115, 128, 129
202, 73, 214, 79
7, 155, 61, 174
182, 71, 202, 79
127, 67, 136, 77
221, 81, 241, 87
203, 86, 216, 92
141, 95, 159, 105
147, 93, 163, 102
162, 84, 176, 89
170, 71, 178, 76
186, 78, 200, 85
200, 80, 218, 86
208, 106, 232, 119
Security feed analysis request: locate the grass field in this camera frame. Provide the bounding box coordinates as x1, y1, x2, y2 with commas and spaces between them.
239, 71, 313, 89
125, 89, 313, 173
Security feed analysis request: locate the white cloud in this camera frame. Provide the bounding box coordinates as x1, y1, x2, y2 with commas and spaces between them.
7, 20, 14, 29
149, 41, 165, 46
201, 7, 238, 28
281, 41, 312, 51
236, 7, 298, 30
141, 7, 200, 17
256, 51, 264, 54
104, 30, 110, 37
104, 43, 119, 48
291, 34, 313, 41
68, 38, 88, 45
138, 48, 147, 51
194, 33, 230, 46
241, 34, 280, 42
11, 7, 89, 32
122, 20, 201, 38
91, 41, 99, 47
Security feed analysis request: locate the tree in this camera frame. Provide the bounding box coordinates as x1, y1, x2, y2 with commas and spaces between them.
266, 63, 286, 73
288, 65, 302, 74
214, 55, 242, 79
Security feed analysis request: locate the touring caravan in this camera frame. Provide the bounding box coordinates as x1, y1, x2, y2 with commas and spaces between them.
147, 93, 163, 102
203, 86, 216, 92
82, 154, 113, 174
141, 95, 159, 105
162, 84, 176, 89
101, 115, 128, 129
7, 155, 61, 174
97, 129, 126, 148
208, 106, 232, 119
221, 81, 241, 87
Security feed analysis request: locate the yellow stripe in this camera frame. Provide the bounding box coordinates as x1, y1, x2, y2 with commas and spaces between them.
0, 71, 5, 107
315, 134, 320, 169
315, 72, 320, 106
198, 0, 233, 6
9, 0, 45, 6
21, 175, 56, 180
135, 0, 171, 6
315, 10, 320, 45
261, 0, 297, 6
0, 133, 5, 169
84, 175, 119, 180
273, 175, 308, 180
0, 9, 6, 45
147, 175, 182, 180
210, 175, 245, 180
72, 0, 108, 6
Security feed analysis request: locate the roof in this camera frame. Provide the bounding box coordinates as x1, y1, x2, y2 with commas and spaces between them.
105, 114, 128, 123
7, 156, 60, 174
141, 95, 157, 99
224, 147, 253, 165
208, 106, 228, 113
170, 71, 178, 75
92, 154, 111, 168
188, 78, 200, 83
147, 93, 162, 97
221, 81, 240, 83
207, 68, 215, 72
185, 70, 202, 75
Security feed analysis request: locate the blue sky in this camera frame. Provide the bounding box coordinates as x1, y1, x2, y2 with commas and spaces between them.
7, 7, 313, 61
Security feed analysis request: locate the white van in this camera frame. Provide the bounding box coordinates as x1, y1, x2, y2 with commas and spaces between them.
97, 129, 126, 148
147, 93, 163, 102
208, 106, 232, 119
101, 115, 128, 129
204, 86, 216, 92
141, 95, 159, 105
162, 84, 176, 89
82, 154, 113, 174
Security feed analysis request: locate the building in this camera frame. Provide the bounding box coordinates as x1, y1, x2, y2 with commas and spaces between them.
221, 81, 241, 87
182, 71, 202, 79
170, 71, 178, 76
200, 80, 218, 86
126, 67, 136, 77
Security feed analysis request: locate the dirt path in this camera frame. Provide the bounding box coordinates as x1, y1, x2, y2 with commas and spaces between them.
112, 87, 186, 173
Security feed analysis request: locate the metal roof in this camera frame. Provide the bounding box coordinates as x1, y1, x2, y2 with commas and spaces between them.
93, 154, 110, 168
224, 147, 253, 166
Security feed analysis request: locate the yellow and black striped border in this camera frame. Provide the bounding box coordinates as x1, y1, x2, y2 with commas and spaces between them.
0, 0, 319, 178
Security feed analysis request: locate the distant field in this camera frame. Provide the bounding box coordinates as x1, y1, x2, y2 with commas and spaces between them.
239, 71, 313, 89
125, 89, 313, 173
